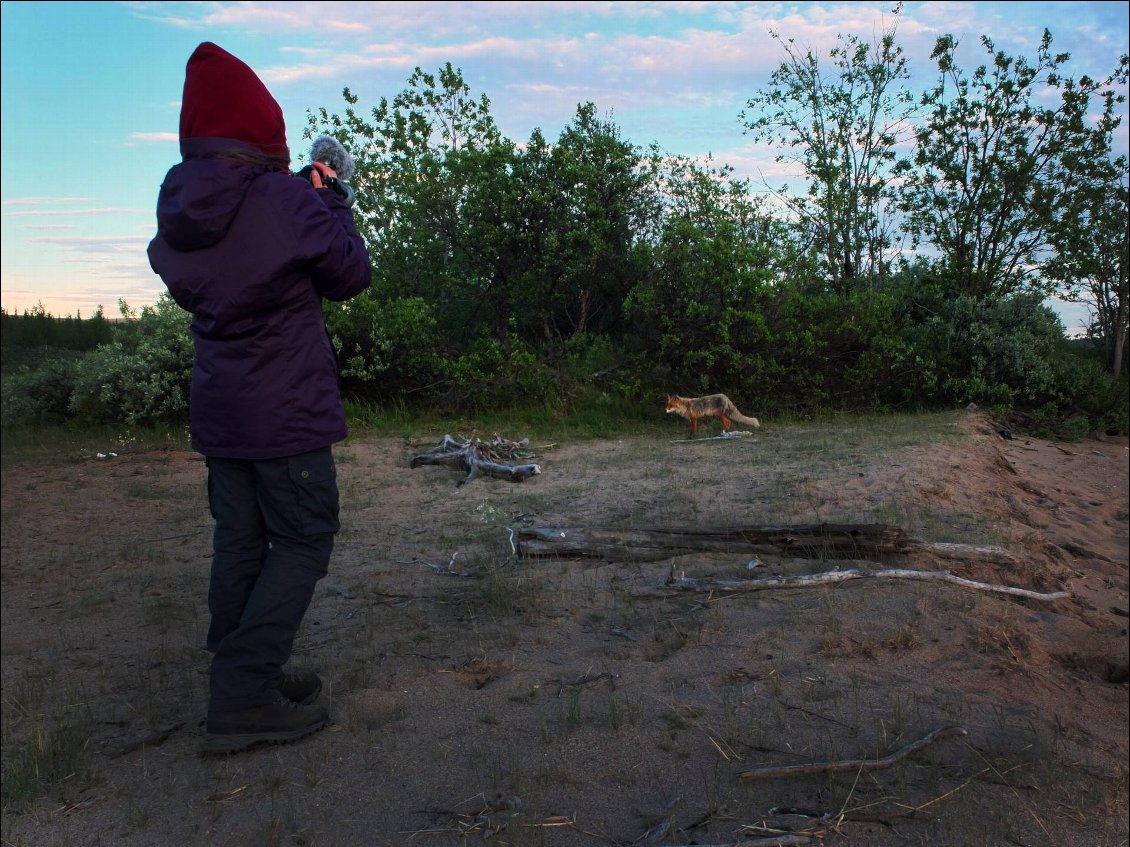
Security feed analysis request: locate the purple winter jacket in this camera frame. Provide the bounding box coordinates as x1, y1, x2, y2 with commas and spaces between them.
147, 139, 372, 459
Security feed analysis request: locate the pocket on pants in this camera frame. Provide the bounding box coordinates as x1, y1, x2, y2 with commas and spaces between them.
286, 451, 340, 535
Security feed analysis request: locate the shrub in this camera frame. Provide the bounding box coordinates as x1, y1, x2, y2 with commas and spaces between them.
69, 295, 193, 426
910, 292, 1066, 408
325, 293, 448, 402
0, 350, 82, 426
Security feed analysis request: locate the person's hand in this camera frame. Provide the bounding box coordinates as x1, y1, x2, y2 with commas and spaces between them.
309, 161, 338, 189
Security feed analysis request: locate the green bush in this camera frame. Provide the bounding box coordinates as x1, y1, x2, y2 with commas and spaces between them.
325, 292, 447, 401
443, 330, 555, 413
910, 292, 1066, 408
69, 295, 193, 426
0, 351, 81, 426
1047, 345, 1129, 436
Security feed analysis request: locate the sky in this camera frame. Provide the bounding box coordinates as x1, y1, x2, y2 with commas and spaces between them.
1, 1, 1127, 335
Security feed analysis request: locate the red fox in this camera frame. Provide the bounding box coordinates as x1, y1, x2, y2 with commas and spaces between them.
665, 394, 761, 437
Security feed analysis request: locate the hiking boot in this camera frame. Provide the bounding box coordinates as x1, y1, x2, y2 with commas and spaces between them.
204, 697, 328, 754
280, 670, 322, 705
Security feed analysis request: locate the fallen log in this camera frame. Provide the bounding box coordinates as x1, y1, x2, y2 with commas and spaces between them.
668, 568, 1069, 602
517, 524, 1023, 568
517, 524, 909, 561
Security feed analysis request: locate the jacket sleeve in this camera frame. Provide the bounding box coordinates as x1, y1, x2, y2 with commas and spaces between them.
287, 180, 372, 302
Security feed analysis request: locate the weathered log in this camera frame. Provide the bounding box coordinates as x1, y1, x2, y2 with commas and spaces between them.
517, 525, 1026, 568
517, 524, 910, 561
669, 568, 1069, 602
410, 452, 470, 470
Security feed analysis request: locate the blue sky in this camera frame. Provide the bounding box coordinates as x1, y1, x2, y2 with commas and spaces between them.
2, 1, 1127, 333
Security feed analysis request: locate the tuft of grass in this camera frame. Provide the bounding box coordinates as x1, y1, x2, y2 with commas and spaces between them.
1, 674, 92, 811
472, 568, 544, 618
563, 688, 583, 731
606, 693, 643, 730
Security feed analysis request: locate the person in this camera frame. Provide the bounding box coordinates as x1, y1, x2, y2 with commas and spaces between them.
147, 42, 372, 753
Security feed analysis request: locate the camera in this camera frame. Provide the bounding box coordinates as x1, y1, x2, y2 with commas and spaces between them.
297, 136, 357, 207
296, 164, 356, 208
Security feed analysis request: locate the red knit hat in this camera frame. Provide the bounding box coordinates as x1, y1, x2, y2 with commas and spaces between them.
179, 42, 290, 164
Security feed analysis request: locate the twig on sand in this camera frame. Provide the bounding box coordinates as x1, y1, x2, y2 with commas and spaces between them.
739, 725, 967, 780
106, 721, 186, 758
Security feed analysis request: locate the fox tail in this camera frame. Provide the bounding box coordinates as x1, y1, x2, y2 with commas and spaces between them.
729, 408, 761, 429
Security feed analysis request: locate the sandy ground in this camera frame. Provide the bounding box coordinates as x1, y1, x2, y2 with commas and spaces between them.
1, 409, 1127, 847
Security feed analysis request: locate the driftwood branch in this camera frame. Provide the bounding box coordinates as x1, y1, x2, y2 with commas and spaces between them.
739, 725, 968, 780
670, 569, 1069, 602
670, 430, 756, 444
411, 434, 542, 485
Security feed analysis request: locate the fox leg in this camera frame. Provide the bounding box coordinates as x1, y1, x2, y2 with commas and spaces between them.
689, 416, 698, 437
721, 414, 732, 431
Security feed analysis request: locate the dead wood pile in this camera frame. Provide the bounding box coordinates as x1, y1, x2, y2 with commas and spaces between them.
411, 434, 542, 484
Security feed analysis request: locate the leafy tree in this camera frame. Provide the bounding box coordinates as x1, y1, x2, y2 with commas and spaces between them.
899, 31, 1125, 299
526, 104, 652, 346
307, 71, 660, 404
740, 5, 913, 292
1043, 56, 1129, 378
305, 63, 505, 341
626, 154, 812, 398
1049, 165, 1128, 379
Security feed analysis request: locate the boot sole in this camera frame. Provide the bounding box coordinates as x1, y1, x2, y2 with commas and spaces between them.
204, 718, 327, 754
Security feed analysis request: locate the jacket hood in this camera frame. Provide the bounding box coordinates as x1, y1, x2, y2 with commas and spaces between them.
180, 41, 290, 166
155, 152, 267, 251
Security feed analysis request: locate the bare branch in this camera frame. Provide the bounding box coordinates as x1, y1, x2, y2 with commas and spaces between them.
739, 726, 968, 780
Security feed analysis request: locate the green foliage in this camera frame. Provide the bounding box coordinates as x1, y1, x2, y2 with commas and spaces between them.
906, 291, 1067, 407
306, 66, 664, 409
444, 331, 555, 413
1045, 138, 1129, 378
69, 295, 193, 426
0, 350, 82, 426
899, 31, 1126, 299
1044, 343, 1129, 436
7, 27, 1125, 434
324, 292, 445, 398
740, 5, 913, 291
